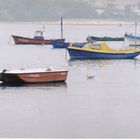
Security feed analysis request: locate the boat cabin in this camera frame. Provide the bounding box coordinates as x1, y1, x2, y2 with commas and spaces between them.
33, 30, 45, 40
90, 44, 101, 50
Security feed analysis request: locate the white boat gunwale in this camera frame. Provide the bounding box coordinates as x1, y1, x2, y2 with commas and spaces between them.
0, 69, 68, 74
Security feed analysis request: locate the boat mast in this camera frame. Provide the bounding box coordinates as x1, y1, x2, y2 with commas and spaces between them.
61, 17, 63, 39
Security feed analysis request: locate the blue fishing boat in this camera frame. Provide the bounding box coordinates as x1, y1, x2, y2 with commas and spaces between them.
51, 41, 87, 48
72, 42, 87, 48
67, 43, 140, 59
51, 40, 70, 48
125, 33, 140, 46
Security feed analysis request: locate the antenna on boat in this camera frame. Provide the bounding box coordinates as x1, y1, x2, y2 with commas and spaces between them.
134, 21, 137, 48
61, 17, 63, 39
42, 26, 45, 32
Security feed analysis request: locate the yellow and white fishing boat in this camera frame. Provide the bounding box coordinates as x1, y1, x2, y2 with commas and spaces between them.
67, 43, 140, 59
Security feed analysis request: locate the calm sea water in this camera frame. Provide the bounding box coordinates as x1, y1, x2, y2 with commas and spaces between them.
0, 22, 140, 138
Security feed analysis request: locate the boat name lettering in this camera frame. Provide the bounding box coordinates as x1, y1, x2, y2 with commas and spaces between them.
18, 38, 29, 42
60, 72, 66, 75
28, 74, 40, 77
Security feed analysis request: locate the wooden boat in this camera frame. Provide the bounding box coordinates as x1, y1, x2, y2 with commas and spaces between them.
125, 33, 140, 46
51, 41, 87, 49
87, 36, 124, 42
12, 30, 65, 45
67, 42, 140, 59
0, 68, 68, 85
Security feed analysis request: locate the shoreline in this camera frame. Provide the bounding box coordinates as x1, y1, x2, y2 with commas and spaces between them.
0, 19, 137, 26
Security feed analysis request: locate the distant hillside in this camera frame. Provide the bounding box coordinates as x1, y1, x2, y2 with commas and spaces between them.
0, 0, 140, 21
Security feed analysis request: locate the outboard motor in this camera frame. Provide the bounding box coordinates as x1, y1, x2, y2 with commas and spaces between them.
0, 69, 7, 81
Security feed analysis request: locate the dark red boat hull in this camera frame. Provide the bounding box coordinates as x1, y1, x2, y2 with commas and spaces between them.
0, 70, 68, 85
12, 35, 65, 45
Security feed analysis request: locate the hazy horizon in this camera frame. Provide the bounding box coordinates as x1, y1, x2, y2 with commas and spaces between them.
0, 0, 140, 21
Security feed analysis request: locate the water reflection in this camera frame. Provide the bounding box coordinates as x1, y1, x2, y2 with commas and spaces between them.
0, 82, 67, 89
68, 58, 140, 68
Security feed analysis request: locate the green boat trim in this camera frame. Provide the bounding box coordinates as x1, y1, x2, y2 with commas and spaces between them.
88, 36, 124, 41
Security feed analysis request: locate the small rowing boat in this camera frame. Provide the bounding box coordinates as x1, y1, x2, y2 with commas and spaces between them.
0, 68, 68, 85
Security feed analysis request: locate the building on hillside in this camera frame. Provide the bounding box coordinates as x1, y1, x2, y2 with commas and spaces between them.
95, 0, 138, 10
